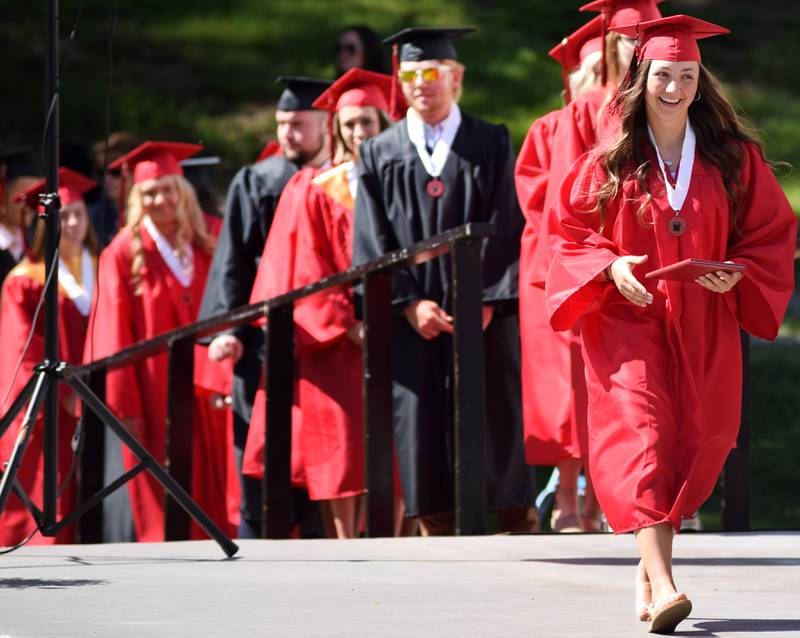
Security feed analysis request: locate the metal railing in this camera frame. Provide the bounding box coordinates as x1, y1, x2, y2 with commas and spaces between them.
73, 222, 495, 541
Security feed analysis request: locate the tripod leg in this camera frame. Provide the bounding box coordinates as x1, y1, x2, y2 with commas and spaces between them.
64, 372, 238, 557
0, 372, 52, 518
0, 373, 40, 439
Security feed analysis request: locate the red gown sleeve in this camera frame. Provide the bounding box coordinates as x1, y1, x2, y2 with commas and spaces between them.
250, 169, 316, 304
545, 152, 621, 331
724, 142, 798, 339
84, 238, 144, 421
292, 184, 357, 353
515, 110, 559, 227
0, 275, 43, 404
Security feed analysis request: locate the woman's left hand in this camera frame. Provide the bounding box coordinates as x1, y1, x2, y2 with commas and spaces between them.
695, 268, 744, 293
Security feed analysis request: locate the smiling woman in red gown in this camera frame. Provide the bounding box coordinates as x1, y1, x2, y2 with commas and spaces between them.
0, 168, 98, 546
86, 141, 233, 541
545, 15, 797, 632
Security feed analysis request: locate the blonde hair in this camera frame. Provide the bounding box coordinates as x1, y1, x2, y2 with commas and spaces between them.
568, 50, 603, 101
604, 31, 630, 87
125, 174, 214, 290
442, 60, 465, 102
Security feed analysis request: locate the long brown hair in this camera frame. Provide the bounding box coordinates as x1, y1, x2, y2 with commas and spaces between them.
29, 200, 99, 261
593, 58, 767, 232
332, 107, 392, 165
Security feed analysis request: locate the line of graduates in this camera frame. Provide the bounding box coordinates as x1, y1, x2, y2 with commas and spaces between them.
1, 2, 797, 631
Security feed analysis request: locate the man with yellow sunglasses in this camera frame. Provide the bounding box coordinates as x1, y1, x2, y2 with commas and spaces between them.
352, 27, 536, 536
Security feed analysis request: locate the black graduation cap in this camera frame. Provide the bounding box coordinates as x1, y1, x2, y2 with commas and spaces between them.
275, 76, 332, 111
382, 27, 475, 62
0, 146, 38, 180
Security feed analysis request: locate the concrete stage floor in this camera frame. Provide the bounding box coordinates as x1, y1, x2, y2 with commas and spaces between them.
0, 532, 798, 637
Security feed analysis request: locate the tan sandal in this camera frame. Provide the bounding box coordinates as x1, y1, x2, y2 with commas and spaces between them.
550, 510, 582, 533
649, 594, 692, 634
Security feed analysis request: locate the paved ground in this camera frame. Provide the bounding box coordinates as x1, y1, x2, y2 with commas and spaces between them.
0, 532, 798, 637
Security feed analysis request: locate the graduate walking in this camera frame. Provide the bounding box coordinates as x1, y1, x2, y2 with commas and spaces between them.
545, 15, 797, 632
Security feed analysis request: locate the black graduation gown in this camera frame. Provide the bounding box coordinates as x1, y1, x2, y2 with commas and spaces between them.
198, 155, 297, 521
353, 112, 534, 516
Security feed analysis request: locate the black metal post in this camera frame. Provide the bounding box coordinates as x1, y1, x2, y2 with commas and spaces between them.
164, 338, 196, 540
451, 239, 487, 535
362, 271, 394, 537
41, 0, 61, 531
722, 331, 751, 531
262, 306, 294, 538
76, 369, 106, 543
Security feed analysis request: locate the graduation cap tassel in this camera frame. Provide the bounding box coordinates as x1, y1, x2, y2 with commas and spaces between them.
117, 168, 128, 229
601, 12, 608, 86
390, 43, 402, 120
327, 110, 336, 165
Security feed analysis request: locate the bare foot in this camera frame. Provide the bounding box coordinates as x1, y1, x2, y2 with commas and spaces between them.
635, 559, 653, 622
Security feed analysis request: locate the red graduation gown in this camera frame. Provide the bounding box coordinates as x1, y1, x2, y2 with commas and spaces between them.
0, 260, 89, 546
545, 140, 797, 533
291, 163, 365, 500
86, 225, 234, 541
241, 167, 321, 485
516, 109, 587, 465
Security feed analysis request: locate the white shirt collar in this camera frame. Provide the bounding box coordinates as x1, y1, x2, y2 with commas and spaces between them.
406, 104, 462, 177
142, 215, 194, 287
0, 224, 25, 261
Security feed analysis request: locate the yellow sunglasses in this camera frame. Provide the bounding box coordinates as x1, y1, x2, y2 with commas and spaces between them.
397, 66, 449, 84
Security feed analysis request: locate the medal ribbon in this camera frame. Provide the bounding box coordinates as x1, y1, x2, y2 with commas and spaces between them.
647, 119, 696, 213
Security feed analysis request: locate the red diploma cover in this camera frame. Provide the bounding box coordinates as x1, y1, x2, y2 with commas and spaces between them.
644, 258, 746, 281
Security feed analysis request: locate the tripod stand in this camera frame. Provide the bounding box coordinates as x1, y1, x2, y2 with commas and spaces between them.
0, 0, 237, 558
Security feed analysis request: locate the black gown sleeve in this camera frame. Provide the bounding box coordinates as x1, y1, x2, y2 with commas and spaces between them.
353, 136, 422, 311
481, 124, 523, 304
198, 164, 271, 340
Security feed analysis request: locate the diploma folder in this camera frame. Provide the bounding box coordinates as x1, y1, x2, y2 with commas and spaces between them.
644, 258, 746, 281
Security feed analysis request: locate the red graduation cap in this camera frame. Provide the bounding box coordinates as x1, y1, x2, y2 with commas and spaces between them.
613, 14, 730, 62
15, 167, 96, 210
312, 67, 397, 115
580, 0, 665, 84
312, 68, 403, 163
580, 0, 665, 29
107, 141, 203, 185
548, 16, 604, 104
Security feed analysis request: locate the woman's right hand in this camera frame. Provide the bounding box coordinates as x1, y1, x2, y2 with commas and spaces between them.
609, 255, 654, 308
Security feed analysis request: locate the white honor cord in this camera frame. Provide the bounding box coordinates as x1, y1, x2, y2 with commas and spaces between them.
57, 247, 94, 316
647, 119, 696, 212
143, 215, 194, 287
406, 104, 462, 177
